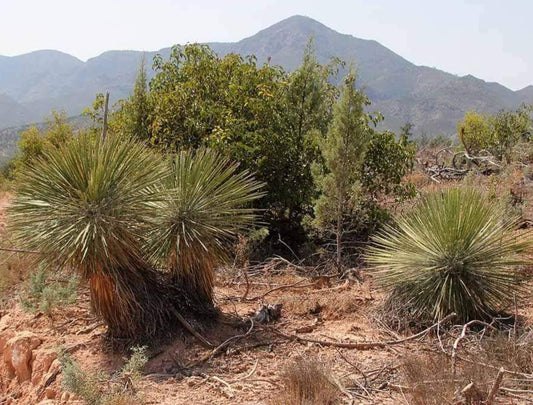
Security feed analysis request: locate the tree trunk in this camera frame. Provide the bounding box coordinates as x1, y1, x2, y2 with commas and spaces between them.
336, 199, 342, 270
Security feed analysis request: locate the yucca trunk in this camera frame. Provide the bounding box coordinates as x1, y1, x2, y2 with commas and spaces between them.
89, 265, 217, 339
167, 247, 216, 305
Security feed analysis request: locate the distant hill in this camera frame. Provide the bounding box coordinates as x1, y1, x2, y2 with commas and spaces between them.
1, 15, 532, 138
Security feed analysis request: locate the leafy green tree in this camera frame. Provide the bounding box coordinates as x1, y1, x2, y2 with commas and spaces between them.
136, 43, 339, 241
458, 105, 532, 160
313, 72, 375, 267
458, 111, 494, 155
272, 42, 340, 236
12, 111, 73, 175
361, 130, 415, 202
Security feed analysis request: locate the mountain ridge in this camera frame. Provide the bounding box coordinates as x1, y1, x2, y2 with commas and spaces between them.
0, 15, 531, 136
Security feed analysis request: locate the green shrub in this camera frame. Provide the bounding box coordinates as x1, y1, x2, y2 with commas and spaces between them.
20, 264, 77, 314
60, 346, 147, 405
366, 187, 532, 323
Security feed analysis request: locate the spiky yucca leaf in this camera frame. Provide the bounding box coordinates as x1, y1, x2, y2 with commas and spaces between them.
148, 148, 264, 302
366, 188, 531, 323
9, 133, 163, 275
7, 134, 193, 339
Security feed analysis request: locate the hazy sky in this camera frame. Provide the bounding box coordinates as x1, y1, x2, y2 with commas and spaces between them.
1, 0, 531, 90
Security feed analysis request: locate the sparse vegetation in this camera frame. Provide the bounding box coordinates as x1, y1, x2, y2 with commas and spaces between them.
60, 346, 147, 405
402, 330, 533, 404
2, 28, 533, 405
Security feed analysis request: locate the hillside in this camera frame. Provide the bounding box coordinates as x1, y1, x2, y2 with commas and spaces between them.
1, 15, 532, 136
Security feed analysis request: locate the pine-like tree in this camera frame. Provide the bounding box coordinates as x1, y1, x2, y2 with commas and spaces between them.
313, 72, 376, 267
116, 56, 152, 141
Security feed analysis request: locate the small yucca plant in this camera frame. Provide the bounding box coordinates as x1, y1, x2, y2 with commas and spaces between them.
148, 148, 264, 303
366, 187, 531, 323
9, 133, 192, 339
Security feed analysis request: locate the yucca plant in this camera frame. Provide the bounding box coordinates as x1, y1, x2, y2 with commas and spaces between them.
366, 187, 532, 323
148, 148, 264, 303
9, 133, 209, 339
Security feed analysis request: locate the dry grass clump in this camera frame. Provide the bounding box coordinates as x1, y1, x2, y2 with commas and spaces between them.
402, 331, 533, 405
0, 252, 33, 298
272, 357, 340, 405
403, 352, 492, 405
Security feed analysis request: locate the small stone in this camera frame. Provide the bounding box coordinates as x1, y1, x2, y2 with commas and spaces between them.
45, 387, 57, 399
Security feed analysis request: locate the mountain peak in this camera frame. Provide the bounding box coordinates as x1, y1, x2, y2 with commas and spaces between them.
254, 15, 337, 38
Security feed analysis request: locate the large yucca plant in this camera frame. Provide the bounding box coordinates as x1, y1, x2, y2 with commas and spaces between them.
9, 134, 214, 339
148, 148, 264, 303
366, 187, 531, 323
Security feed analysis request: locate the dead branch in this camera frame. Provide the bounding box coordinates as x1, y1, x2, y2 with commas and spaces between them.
173, 311, 213, 348
240, 265, 250, 301
228, 359, 259, 383
75, 321, 104, 335
199, 373, 234, 398
188, 319, 254, 367
247, 279, 317, 301
451, 320, 497, 377
486, 367, 505, 405
267, 313, 456, 350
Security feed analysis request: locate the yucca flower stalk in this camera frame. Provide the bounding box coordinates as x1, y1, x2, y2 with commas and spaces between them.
148, 148, 264, 303
9, 133, 207, 339
366, 187, 531, 323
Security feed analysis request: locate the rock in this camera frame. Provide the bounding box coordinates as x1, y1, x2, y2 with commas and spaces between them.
32, 348, 57, 385
60, 391, 70, 401
253, 304, 282, 324
0, 330, 15, 368
45, 387, 57, 399
3, 331, 42, 382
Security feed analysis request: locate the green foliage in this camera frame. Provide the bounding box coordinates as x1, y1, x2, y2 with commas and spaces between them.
114, 58, 152, 142
313, 71, 377, 265
59, 346, 147, 405
313, 72, 374, 227
458, 105, 533, 160
148, 148, 264, 302
10, 111, 73, 176
312, 72, 413, 261
366, 188, 532, 323
20, 264, 77, 314
83, 93, 107, 129
120, 345, 148, 381
361, 130, 416, 202
117, 43, 340, 239
60, 350, 103, 405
